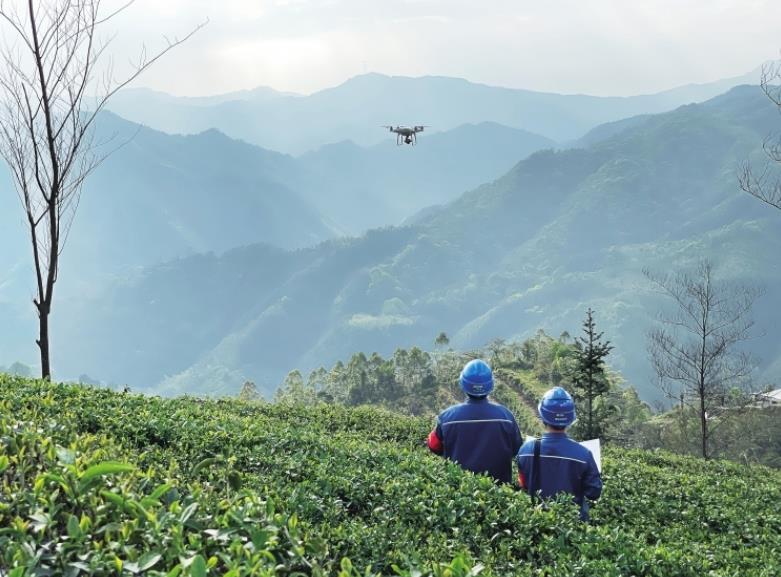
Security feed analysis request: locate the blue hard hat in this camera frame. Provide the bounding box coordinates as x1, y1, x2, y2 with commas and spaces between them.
538, 387, 576, 427
460, 359, 494, 397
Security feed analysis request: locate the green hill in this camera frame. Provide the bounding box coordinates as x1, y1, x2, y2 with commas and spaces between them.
2, 375, 780, 576
38, 85, 781, 398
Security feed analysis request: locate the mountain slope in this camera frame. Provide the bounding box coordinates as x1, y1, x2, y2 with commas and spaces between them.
0, 113, 332, 289
293, 122, 555, 233
0, 113, 334, 366
19, 85, 781, 396
105, 70, 762, 153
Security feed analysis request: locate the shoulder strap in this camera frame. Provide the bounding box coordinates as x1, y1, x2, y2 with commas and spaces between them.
529, 438, 541, 502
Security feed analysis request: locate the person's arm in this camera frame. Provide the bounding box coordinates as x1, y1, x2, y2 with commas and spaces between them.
427, 421, 444, 455
582, 453, 602, 501
515, 444, 530, 489
511, 417, 523, 455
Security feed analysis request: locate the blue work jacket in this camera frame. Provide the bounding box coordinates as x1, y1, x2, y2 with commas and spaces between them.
428, 396, 522, 484
516, 432, 602, 520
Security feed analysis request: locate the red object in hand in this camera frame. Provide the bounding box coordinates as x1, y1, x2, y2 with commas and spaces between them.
427, 429, 444, 454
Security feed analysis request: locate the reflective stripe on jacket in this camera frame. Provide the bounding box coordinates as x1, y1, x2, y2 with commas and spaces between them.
427, 396, 522, 484
516, 432, 602, 520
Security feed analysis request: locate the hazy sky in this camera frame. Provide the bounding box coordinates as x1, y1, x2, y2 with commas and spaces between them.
103, 0, 779, 96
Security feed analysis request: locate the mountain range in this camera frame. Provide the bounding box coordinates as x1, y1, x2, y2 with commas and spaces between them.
21, 84, 779, 400
0, 113, 556, 301
105, 70, 762, 154
0, 113, 558, 367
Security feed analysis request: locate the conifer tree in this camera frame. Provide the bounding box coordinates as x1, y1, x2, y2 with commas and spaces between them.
572, 308, 614, 438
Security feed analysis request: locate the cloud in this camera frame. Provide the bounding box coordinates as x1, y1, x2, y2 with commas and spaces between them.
94, 0, 780, 96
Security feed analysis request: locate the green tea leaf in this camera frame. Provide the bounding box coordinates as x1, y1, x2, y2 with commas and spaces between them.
138, 552, 162, 571
190, 555, 207, 577
192, 457, 220, 476
67, 514, 81, 539
80, 461, 134, 483
149, 482, 173, 501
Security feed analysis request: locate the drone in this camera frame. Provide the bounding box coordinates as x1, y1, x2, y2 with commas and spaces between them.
383, 125, 427, 145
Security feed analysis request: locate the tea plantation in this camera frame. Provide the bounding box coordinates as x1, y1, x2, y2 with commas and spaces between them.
1, 376, 780, 576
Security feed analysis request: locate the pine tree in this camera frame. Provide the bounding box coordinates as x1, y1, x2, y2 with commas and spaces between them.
572, 308, 614, 438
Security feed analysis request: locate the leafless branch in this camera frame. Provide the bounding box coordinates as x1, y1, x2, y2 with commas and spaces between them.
0, 0, 203, 378
740, 60, 781, 210
645, 261, 761, 459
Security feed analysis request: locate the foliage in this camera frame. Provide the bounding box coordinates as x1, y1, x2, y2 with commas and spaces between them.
237, 381, 261, 402
638, 404, 781, 468
2, 375, 781, 576
570, 308, 614, 439
278, 336, 653, 442
277, 347, 441, 415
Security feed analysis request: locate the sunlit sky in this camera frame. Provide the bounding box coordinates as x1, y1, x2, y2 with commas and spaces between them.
98, 0, 781, 96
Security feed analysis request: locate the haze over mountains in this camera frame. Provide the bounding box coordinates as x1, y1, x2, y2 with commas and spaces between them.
0, 104, 557, 366
2, 83, 775, 401
106, 69, 761, 154
0, 112, 555, 298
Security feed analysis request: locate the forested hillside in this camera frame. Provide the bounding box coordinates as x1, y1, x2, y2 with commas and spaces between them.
31, 85, 781, 398
0, 113, 552, 298
1, 375, 779, 576
0, 115, 555, 367
271, 332, 648, 439
0, 112, 333, 295
272, 333, 780, 468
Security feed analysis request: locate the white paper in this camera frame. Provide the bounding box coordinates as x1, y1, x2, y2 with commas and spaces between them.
524, 436, 602, 472
580, 438, 602, 472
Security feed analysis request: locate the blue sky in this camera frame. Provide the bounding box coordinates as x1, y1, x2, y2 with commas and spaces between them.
102, 0, 780, 96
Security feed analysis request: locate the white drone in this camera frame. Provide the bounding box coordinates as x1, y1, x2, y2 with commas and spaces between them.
383, 125, 427, 145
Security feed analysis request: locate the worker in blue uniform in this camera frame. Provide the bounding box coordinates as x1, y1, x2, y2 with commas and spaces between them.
427, 359, 523, 483
516, 387, 602, 520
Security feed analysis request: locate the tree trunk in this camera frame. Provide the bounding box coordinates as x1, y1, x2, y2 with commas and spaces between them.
700, 390, 708, 459
37, 302, 51, 380
588, 391, 593, 438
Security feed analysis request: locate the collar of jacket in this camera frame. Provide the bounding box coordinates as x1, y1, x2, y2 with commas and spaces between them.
465, 395, 489, 404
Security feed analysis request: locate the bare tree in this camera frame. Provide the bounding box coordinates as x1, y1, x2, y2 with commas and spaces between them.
739, 60, 781, 210
645, 261, 762, 459
0, 0, 203, 379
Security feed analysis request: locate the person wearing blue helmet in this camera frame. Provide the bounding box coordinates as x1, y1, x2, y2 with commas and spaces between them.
516, 387, 602, 520
427, 359, 522, 483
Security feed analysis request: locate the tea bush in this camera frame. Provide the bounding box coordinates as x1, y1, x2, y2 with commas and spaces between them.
1, 375, 780, 576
